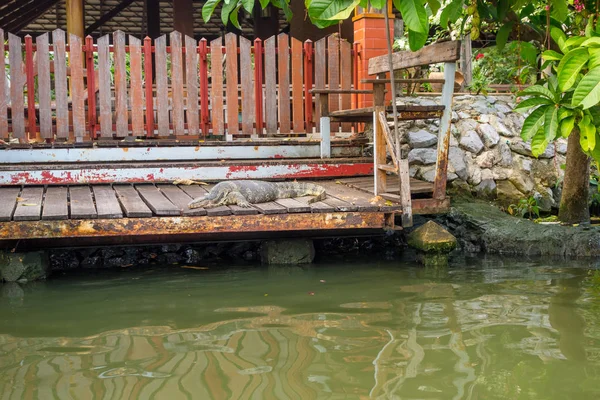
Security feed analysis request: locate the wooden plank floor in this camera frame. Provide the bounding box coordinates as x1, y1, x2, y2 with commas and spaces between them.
0, 179, 408, 222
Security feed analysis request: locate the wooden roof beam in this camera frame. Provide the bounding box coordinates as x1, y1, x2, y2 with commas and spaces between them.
3, 0, 60, 34
85, 0, 136, 36
0, 0, 38, 30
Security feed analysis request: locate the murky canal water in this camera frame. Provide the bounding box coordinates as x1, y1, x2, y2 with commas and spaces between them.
2, 254, 600, 399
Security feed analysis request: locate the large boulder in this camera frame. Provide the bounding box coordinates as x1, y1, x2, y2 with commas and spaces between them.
408, 148, 438, 165
408, 221, 457, 253
0, 251, 48, 282
260, 239, 315, 265
459, 131, 484, 154
478, 124, 500, 148
408, 129, 438, 148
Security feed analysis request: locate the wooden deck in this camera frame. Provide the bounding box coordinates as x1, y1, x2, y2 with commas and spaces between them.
0, 178, 440, 245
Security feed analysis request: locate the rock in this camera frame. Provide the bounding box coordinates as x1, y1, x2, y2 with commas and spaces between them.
475, 151, 496, 168
420, 166, 437, 183
183, 248, 202, 264
1, 282, 24, 299
448, 146, 468, 180
261, 239, 315, 264
408, 221, 457, 253
0, 251, 48, 282
408, 129, 438, 148
532, 159, 559, 187
514, 155, 532, 173
459, 131, 484, 154
495, 103, 512, 114
489, 115, 512, 137
458, 111, 471, 119
474, 179, 497, 199
436, 199, 600, 256
487, 96, 498, 104
448, 179, 472, 196
81, 255, 102, 269
472, 100, 494, 114
409, 165, 419, 177
478, 124, 500, 147
533, 186, 556, 212
449, 134, 459, 147
49, 251, 80, 270
156, 252, 182, 265
408, 148, 438, 165
492, 167, 511, 181
509, 169, 535, 194
496, 180, 525, 207
478, 114, 490, 123
496, 142, 513, 167
451, 111, 459, 122
481, 169, 494, 181
468, 166, 482, 186
556, 140, 567, 155
510, 141, 555, 158
456, 118, 479, 132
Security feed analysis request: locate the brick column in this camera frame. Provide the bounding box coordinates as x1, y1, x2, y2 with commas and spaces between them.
353, 13, 395, 108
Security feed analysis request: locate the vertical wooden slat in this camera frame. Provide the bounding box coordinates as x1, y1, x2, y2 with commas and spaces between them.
53, 29, 68, 139
113, 30, 128, 137
327, 34, 340, 132
25, 35, 37, 140
36, 33, 52, 139
69, 34, 85, 141
129, 35, 144, 137
277, 33, 290, 134
170, 31, 184, 136
264, 35, 277, 135
85, 35, 97, 139
340, 39, 352, 132
8, 33, 25, 139
97, 34, 112, 137
253, 38, 264, 136
314, 37, 326, 132
225, 32, 238, 138
303, 40, 313, 134
209, 37, 224, 136
291, 37, 303, 133
199, 38, 209, 136
144, 36, 154, 136
185, 35, 199, 136
239, 36, 254, 136
155, 35, 169, 135
0, 29, 7, 139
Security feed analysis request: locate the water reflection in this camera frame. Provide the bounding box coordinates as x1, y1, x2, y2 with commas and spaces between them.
1, 256, 600, 399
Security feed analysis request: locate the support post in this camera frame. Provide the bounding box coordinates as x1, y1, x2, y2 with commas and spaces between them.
373, 80, 386, 195
433, 62, 456, 200
66, 0, 84, 39
318, 93, 330, 158
460, 33, 472, 88
173, 0, 194, 38
145, 0, 161, 39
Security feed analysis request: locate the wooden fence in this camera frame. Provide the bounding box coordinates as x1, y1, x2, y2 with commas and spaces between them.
0, 29, 359, 143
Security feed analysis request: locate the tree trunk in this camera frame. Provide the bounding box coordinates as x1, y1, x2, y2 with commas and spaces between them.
558, 128, 591, 224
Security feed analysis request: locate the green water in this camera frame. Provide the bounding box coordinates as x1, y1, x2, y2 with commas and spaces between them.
2, 255, 600, 399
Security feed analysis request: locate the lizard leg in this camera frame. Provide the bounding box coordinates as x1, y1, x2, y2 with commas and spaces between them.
226, 191, 252, 207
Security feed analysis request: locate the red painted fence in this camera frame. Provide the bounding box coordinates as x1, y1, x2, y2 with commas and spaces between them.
0, 29, 360, 143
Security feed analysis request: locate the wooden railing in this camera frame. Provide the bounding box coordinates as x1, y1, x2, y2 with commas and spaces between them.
0, 29, 359, 143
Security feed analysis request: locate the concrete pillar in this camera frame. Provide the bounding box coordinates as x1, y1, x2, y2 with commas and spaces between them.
407, 221, 457, 267
260, 239, 315, 264
66, 0, 85, 39
353, 10, 395, 108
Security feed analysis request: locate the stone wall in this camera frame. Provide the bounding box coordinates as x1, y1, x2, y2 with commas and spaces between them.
379, 95, 566, 211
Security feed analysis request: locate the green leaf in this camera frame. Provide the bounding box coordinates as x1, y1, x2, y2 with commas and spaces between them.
241, 0, 254, 14
521, 105, 550, 142
394, 0, 428, 33
560, 115, 575, 137
542, 50, 563, 61
427, 0, 441, 14
514, 97, 553, 112
202, 0, 221, 22
572, 66, 600, 109
551, 26, 568, 53
557, 48, 590, 92
259, 0, 270, 8
531, 128, 549, 157
520, 85, 556, 101
519, 41, 539, 66
369, 0, 386, 7
306, 0, 360, 22
497, 0, 509, 20
496, 22, 514, 51
558, 108, 574, 120
582, 37, 600, 47
221, 0, 237, 25
565, 36, 586, 49
551, 0, 568, 22
544, 106, 559, 143
589, 48, 600, 70
230, 4, 243, 29
440, 0, 463, 29
579, 114, 597, 151
408, 29, 428, 51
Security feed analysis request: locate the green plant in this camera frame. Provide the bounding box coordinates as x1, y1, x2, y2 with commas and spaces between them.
508, 196, 541, 219
467, 65, 491, 94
